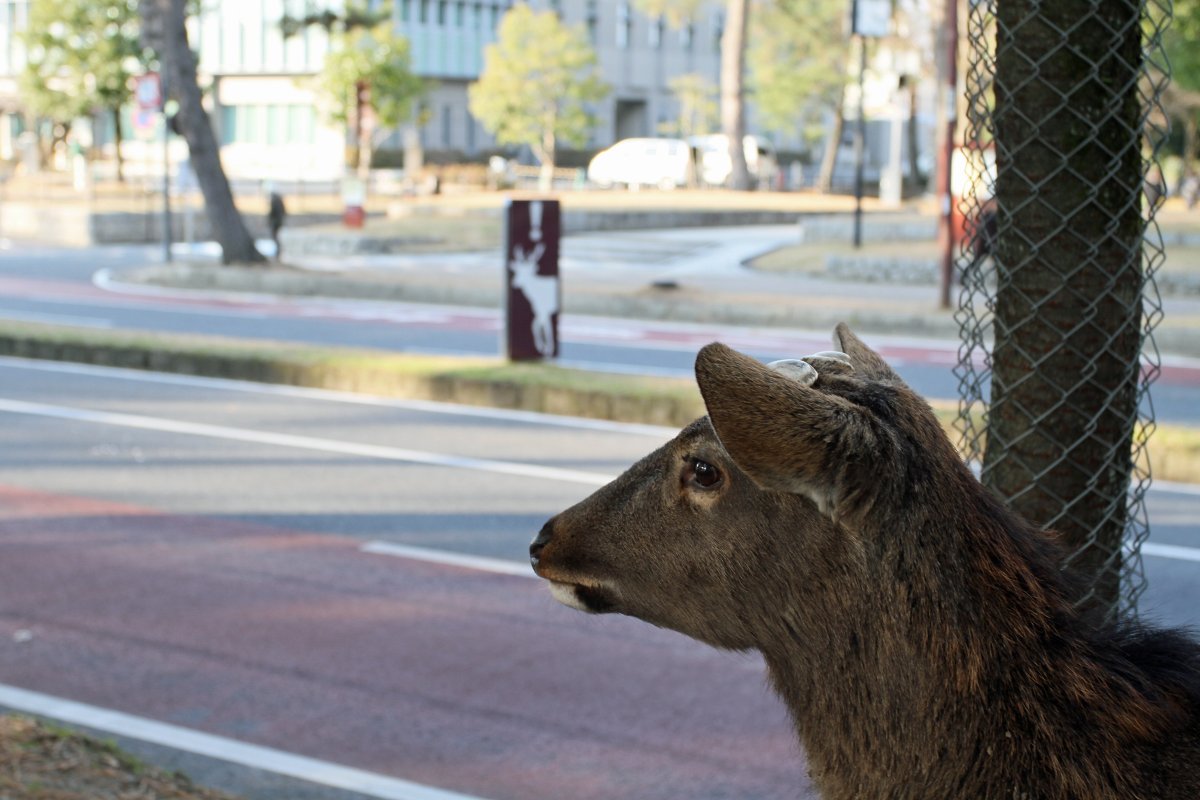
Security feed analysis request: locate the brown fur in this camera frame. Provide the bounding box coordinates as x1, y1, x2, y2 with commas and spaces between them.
530, 324, 1200, 799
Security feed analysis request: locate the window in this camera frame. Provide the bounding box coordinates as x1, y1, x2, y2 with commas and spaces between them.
442, 106, 452, 147
219, 104, 315, 145
437, 1, 447, 24
681, 21, 693, 50
713, 10, 723, 49
585, 0, 598, 43
616, 1, 630, 49
288, 105, 315, 143
649, 15, 663, 48
419, 0, 428, 23
266, 104, 284, 145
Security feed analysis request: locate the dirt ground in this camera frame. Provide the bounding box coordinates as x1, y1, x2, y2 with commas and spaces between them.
0, 714, 238, 800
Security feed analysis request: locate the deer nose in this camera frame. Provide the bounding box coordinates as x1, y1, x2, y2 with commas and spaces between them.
530, 519, 555, 569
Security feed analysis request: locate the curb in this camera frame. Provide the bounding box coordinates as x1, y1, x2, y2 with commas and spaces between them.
0, 322, 705, 429
3, 321, 1199, 485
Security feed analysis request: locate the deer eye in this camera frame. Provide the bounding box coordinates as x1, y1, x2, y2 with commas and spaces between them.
687, 458, 722, 489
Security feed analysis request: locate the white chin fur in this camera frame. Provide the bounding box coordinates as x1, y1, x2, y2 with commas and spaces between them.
549, 581, 593, 612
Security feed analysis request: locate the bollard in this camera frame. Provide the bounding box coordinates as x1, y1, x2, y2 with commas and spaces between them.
504, 198, 561, 361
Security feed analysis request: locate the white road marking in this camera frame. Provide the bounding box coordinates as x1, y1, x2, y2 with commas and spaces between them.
1141, 542, 1200, 563
361, 540, 535, 576
0, 356, 678, 438
1148, 479, 1200, 497
0, 397, 613, 487
0, 683, 491, 800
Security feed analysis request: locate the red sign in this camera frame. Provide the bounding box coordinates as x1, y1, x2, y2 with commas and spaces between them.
135, 72, 162, 111
505, 199, 561, 361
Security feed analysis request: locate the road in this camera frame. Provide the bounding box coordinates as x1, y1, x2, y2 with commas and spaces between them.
0, 356, 808, 800
1, 357, 1200, 799
1, 242, 1199, 425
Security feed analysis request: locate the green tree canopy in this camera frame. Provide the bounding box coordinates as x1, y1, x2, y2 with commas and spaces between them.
468, 4, 609, 175
314, 20, 425, 175
661, 73, 718, 139
634, 0, 752, 189
748, 0, 847, 148
632, 0, 706, 28
1161, 0, 1200, 177
20, 0, 143, 177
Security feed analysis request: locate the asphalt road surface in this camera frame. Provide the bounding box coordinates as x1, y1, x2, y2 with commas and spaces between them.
1, 357, 1199, 799
1, 243, 1199, 426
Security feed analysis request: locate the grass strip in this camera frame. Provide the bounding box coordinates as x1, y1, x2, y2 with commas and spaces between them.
0, 321, 704, 428
1, 320, 1195, 484
0, 714, 238, 800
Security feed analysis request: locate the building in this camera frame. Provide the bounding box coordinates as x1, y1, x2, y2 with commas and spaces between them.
0, 0, 932, 190
0, 0, 730, 180
196, 0, 728, 180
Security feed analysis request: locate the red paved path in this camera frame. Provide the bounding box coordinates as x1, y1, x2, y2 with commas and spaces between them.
0, 484, 812, 800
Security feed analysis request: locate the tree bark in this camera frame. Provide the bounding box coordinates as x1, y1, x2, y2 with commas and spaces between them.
987, 0, 1143, 616
110, 106, 125, 183
817, 87, 846, 193
720, 0, 751, 190
140, 0, 264, 265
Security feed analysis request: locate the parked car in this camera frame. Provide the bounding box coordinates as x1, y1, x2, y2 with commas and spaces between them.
689, 134, 779, 189
586, 138, 694, 190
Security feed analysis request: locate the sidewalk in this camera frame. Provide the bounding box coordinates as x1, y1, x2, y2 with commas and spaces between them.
122, 220, 1200, 356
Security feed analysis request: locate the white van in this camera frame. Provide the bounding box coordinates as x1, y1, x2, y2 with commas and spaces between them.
587, 138, 693, 190
689, 134, 779, 189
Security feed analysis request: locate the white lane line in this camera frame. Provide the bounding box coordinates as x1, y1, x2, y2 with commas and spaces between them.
361, 540, 535, 577
0, 356, 678, 438
0, 397, 612, 487
1142, 542, 1200, 563
1148, 480, 1200, 498
0, 684, 490, 800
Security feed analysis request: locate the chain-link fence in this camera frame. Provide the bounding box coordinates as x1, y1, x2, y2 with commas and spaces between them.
953, 0, 1170, 620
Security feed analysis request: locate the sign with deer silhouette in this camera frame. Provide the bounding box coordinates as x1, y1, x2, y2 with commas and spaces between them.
504, 199, 561, 360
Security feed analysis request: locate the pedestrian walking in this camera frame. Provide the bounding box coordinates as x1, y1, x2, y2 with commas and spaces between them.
267, 191, 287, 262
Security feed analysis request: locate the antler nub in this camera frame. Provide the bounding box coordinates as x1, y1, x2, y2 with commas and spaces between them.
768, 351, 855, 385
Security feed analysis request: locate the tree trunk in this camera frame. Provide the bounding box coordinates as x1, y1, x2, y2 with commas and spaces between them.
817, 87, 846, 193
402, 124, 423, 176
356, 80, 372, 182
110, 105, 125, 183
537, 126, 555, 191
720, 0, 751, 190
905, 81, 922, 191
140, 0, 264, 265
986, 0, 1143, 616
1184, 112, 1198, 181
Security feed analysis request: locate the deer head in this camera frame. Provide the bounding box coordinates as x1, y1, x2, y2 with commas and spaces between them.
529, 324, 911, 651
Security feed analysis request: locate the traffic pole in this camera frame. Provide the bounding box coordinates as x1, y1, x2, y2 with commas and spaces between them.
161, 74, 172, 264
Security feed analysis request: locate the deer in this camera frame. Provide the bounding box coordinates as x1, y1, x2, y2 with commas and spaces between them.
529, 324, 1200, 800
509, 243, 558, 356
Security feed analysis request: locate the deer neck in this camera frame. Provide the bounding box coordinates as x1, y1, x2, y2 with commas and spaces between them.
755, 473, 1080, 797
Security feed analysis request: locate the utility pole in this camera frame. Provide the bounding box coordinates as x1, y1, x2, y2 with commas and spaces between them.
853, 29, 867, 248
161, 73, 172, 264
849, 0, 890, 249
936, 0, 958, 308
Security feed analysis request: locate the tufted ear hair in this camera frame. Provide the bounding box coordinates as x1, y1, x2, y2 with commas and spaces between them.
832, 323, 902, 384
695, 343, 869, 509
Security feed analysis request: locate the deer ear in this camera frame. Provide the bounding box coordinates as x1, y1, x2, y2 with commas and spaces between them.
695, 343, 857, 503
832, 323, 902, 383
